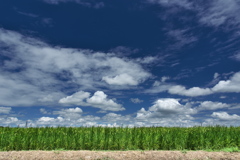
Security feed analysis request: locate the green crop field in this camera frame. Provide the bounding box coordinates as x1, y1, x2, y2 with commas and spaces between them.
0, 126, 240, 151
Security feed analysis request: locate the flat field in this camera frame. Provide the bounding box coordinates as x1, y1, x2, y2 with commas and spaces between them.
1, 150, 240, 160
0, 126, 240, 159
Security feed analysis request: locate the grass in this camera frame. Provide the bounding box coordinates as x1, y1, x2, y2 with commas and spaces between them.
0, 126, 240, 151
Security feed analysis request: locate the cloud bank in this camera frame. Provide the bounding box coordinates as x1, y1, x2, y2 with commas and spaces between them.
0, 28, 150, 106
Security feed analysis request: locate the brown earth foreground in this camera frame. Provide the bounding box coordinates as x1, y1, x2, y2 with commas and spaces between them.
1, 150, 240, 160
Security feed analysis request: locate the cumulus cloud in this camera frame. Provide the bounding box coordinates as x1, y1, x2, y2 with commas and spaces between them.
59, 91, 125, 111
212, 72, 240, 93
168, 85, 213, 97
86, 91, 124, 111
136, 98, 197, 126
197, 101, 230, 110
0, 117, 22, 127
159, 71, 240, 97
130, 98, 143, 104
59, 91, 91, 106
0, 28, 150, 106
211, 112, 240, 121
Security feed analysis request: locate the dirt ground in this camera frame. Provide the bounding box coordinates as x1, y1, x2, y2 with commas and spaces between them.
0, 150, 240, 160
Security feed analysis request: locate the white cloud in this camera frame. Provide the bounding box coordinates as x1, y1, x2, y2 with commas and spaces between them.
164, 71, 240, 97
147, 0, 193, 10
102, 73, 138, 86
232, 52, 240, 61
0, 117, 22, 127
38, 117, 55, 122
214, 73, 220, 79
149, 98, 196, 115
53, 107, 83, 120
135, 56, 159, 64
168, 85, 213, 97
40, 108, 49, 114
212, 72, 240, 93
0, 107, 11, 114
86, 91, 124, 111
161, 76, 170, 82
211, 112, 240, 121
0, 28, 150, 106
197, 101, 230, 110
166, 29, 198, 49
59, 91, 125, 111
147, 0, 240, 29
59, 91, 91, 106
198, 0, 240, 27
145, 81, 173, 94
136, 98, 197, 126
130, 98, 143, 103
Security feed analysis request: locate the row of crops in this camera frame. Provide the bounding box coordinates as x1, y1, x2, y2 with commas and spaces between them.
0, 126, 240, 151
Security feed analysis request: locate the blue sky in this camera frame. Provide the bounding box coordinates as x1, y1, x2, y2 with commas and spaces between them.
1, 0, 240, 127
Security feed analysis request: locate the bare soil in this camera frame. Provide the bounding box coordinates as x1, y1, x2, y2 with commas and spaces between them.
0, 150, 240, 160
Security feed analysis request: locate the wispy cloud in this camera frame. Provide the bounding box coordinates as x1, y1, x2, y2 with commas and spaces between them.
130, 98, 143, 104
166, 28, 198, 49
0, 28, 150, 106
147, 0, 240, 29
0, 107, 12, 114
43, 0, 105, 8
147, 71, 240, 97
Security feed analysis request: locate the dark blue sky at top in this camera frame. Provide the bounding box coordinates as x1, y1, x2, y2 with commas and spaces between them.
0, 0, 240, 127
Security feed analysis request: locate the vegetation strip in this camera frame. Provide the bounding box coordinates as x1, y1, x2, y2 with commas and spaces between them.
0, 126, 240, 151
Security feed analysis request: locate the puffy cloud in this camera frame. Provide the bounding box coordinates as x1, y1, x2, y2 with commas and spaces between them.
168, 85, 213, 97
0, 117, 22, 127
136, 98, 197, 126
38, 117, 55, 122
130, 98, 143, 104
0, 107, 11, 114
59, 91, 91, 106
59, 91, 125, 111
149, 98, 196, 115
86, 91, 124, 111
163, 72, 240, 97
212, 72, 240, 93
211, 112, 240, 121
0, 28, 150, 106
197, 101, 230, 110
